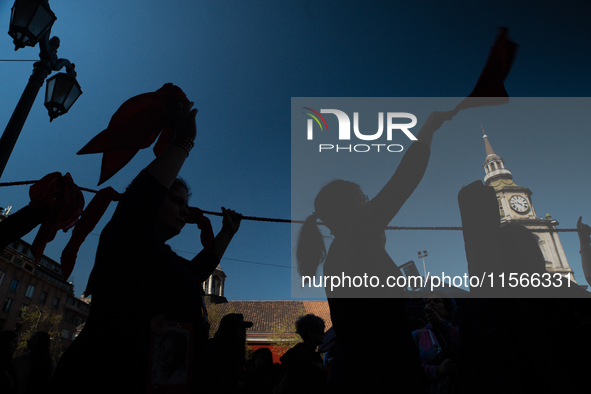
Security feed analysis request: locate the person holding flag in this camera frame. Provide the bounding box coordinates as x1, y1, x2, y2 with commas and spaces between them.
49, 86, 242, 393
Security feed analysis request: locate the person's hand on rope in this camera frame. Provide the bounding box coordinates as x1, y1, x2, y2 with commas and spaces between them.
221, 207, 243, 235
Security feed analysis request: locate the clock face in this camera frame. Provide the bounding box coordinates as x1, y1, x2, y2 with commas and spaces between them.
509, 195, 530, 213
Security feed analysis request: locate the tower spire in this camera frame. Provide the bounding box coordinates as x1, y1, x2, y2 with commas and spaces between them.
482, 125, 497, 158
481, 126, 513, 186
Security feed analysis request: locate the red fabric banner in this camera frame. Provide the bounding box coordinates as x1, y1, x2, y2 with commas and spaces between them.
29, 172, 84, 263
61, 187, 121, 281
454, 27, 518, 112
78, 83, 190, 185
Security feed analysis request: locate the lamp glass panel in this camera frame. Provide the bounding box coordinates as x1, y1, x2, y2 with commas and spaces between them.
63, 83, 82, 111
11, 0, 37, 29
49, 75, 73, 105
28, 5, 55, 36
45, 77, 55, 103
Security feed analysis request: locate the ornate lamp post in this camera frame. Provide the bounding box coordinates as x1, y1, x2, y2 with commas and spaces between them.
0, 0, 82, 179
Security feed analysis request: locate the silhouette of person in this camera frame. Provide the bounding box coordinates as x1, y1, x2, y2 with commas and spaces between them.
13, 332, 53, 394
412, 293, 460, 394
49, 94, 243, 393
458, 180, 590, 393
577, 216, 591, 286
244, 347, 277, 394
274, 314, 326, 394
317, 326, 336, 376
297, 111, 454, 393
0, 331, 18, 394
202, 313, 253, 394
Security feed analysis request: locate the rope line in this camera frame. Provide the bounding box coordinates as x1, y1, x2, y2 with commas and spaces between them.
0, 180, 39, 186
0, 180, 581, 232
0, 180, 111, 195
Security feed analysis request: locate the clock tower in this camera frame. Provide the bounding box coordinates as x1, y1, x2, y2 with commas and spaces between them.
481, 128, 575, 281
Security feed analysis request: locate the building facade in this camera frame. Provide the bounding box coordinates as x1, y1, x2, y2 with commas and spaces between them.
0, 210, 90, 347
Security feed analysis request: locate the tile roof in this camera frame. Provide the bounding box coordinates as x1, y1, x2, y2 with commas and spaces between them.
303, 301, 332, 328
207, 300, 332, 334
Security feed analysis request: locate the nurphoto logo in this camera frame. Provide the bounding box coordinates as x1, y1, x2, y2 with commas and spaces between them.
303, 107, 418, 153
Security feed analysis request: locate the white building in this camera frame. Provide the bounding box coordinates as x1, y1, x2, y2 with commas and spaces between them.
481, 130, 574, 281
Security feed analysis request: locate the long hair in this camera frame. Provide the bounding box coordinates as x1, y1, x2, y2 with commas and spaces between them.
296, 214, 326, 277
296, 180, 361, 277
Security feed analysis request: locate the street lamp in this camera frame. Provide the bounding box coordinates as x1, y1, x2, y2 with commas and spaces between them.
45, 71, 82, 120
8, 0, 56, 50
0, 0, 82, 178
417, 250, 428, 279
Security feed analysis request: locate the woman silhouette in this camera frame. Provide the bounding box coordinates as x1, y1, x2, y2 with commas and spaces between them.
296, 110, 454, 393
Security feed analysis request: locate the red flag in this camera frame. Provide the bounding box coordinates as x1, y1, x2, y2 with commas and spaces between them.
455, 27, 518, 112
61, 187, 121, 281
29, 173, 84, 262
78, 83, 190, 185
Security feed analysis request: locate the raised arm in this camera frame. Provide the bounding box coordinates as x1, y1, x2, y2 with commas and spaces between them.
415, 110, 455, 149
214, 207, 242, 261
368, 110, 454, 227
191, 207, 243, 282
146, 100, 197, 189
577, 216, 591, 285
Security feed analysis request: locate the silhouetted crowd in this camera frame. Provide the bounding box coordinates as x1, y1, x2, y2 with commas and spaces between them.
3, 89, 591, 394
4, 287, 590, 394
0, 331, 53, 394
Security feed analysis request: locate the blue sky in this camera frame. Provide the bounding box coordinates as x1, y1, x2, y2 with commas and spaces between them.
0, 1, 590, 300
